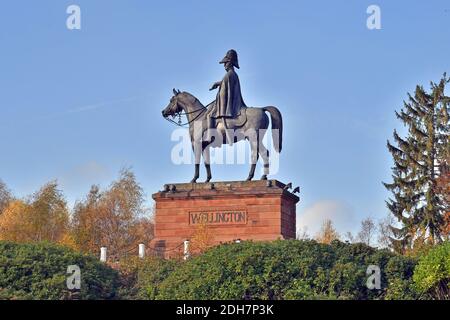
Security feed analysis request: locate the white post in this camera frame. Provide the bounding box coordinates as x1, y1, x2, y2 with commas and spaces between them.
138, 243, 145, 259
100, 247, 107, 262
183, 240, 190, 260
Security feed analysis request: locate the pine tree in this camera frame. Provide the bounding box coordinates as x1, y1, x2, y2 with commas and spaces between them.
384, 74, 450, 252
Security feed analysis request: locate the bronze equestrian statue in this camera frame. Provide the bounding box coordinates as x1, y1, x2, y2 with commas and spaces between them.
162, 50, 283, 183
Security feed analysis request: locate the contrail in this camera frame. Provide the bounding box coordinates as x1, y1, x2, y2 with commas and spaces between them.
0, 94, 149, 128
65, 96, 140, 114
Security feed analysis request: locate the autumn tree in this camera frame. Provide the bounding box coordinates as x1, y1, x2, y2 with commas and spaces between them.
315, 219, 339, 244
0, 200, 30, 242
296, 226, 310, 240
0, 181, 69, 243
189, 221, 215, 255
343, 231, 355, 244
71, 169, 154, 260
31, 181, 69, 242
442, 211, 450, 239
0, 179, 12, 214
384, 74, 450, 252
356, 217, 377, 246
70, 185, 103, 253
436, 156, 449, 238
377, 214, 396, 249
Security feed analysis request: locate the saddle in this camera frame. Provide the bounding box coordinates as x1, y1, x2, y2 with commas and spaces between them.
205, 103, 248, 129
223, 107, 248, 128
204, 104, 248, 145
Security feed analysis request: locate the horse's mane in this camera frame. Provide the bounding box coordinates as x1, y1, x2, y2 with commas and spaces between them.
180, 91, 207, 108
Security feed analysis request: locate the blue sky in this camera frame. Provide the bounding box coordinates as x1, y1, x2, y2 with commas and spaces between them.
1, 0, 449, 237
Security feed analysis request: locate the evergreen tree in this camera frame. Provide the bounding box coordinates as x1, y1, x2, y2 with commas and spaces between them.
384, 74, 450, 252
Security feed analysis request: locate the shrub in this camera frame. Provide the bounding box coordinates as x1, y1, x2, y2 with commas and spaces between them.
142, 240, 416, 300
136, 257, 180, 299
0, 241, 119, 300
115, 256, 179, 300
413, 241, 450, 299
383, 255, 418, 300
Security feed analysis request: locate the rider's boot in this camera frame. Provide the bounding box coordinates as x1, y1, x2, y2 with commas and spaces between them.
205, 117, 215, 142
223, 118, 234, 146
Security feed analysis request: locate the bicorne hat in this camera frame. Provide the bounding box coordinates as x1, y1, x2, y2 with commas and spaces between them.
220, 49, 239, 69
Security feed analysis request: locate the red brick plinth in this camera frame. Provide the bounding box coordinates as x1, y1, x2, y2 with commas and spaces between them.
151, 180, 299, 258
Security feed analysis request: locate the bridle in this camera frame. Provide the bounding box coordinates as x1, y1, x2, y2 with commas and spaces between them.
164, 97, 207, 127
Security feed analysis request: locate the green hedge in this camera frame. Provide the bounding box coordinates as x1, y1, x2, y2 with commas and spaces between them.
4, 240, 446, 300
0, 241, 119, 300
114, 256, 180, 300
137, 240, 418, 300
413, 242, 450, 299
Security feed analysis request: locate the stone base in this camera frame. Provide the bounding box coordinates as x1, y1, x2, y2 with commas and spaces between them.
151, 180, 299, 258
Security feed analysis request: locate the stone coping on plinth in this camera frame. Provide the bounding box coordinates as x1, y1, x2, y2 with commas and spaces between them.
152, 179, 300, 203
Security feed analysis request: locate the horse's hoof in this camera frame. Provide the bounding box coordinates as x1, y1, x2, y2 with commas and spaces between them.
205, 178, 211, 183
246, 176, 253, 181
190, 178, 198, 183
260, 175, 267, 180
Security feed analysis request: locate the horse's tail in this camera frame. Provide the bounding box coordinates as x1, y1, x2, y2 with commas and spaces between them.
263, 106, 283, 153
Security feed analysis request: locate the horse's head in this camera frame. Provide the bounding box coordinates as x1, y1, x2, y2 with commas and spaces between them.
162, 88, 184, 118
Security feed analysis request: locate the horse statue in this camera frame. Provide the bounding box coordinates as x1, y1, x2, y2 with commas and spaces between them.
162, 89, 283, 183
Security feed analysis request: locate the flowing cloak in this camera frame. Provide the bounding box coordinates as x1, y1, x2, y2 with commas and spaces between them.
211, 69, 246, 118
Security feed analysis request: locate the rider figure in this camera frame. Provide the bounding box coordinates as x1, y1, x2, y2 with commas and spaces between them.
208, 49, 246, 145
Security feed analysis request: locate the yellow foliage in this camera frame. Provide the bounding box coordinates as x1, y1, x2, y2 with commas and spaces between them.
58, 232, 77, 250
70, 170, 154, 260
0, 182, 70, 244
315, 219, 340, 244
189, 221, 215, 254
0, 200, 31, 242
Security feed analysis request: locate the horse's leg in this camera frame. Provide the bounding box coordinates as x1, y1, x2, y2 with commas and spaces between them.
191, 140, 201, 183
202, 142, 212, 182
205, 164, 211, 182
246, 134, 259, 181
257, 114, 270, 180
191, 164, 199, 183
259, 142, 270, 180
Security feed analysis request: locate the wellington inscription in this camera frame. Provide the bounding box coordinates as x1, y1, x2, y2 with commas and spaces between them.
189, 210, 248, 225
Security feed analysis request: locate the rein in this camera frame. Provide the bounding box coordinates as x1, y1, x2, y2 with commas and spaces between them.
164, 98, 208, 127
